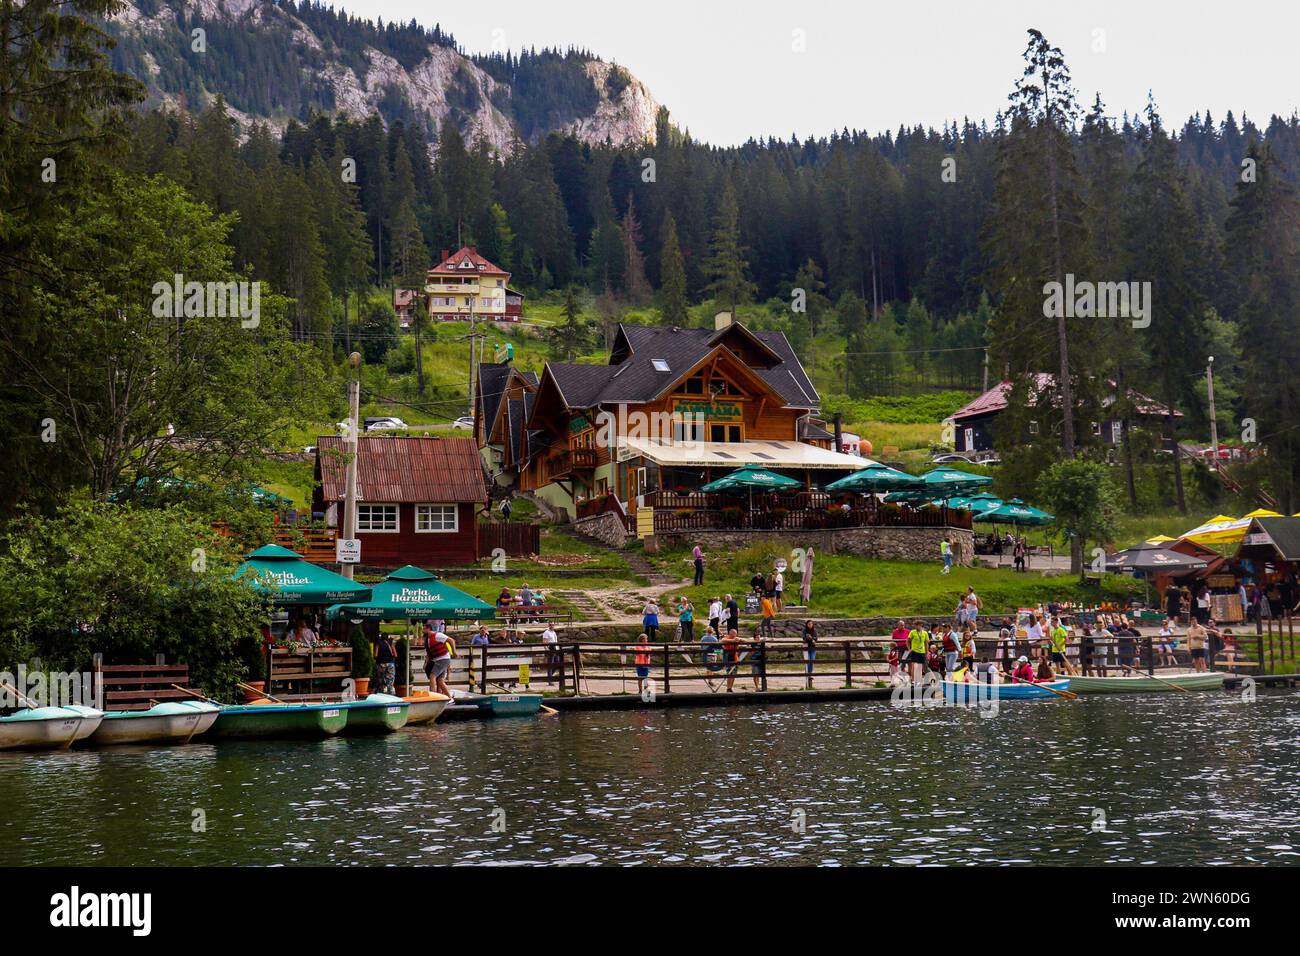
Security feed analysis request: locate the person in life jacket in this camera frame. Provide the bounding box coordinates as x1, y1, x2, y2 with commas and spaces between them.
907, 620, 930, 684
1011, 655, 1036, 683
632, 634, 653, 695
424, 624, 456, 698
1048, 615, 1076, 675
926, 642, 944, 675
941, 626, 961, 675
960, 629, 977, 671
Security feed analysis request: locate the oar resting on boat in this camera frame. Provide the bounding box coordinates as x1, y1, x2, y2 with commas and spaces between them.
1115, 664, 1191, 693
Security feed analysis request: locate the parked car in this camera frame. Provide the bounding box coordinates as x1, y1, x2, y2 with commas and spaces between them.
364, 416, 408, 432
452, 415, 475, 430
932, 453, 974, 464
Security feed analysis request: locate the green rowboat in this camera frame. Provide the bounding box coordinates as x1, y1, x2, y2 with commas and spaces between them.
209, 702, 349, 738
340, 694, 410, 733
1069, 672, 1226, 694
451, 691, 544, 718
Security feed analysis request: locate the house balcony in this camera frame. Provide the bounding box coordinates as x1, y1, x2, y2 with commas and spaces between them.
538, 447, 598, 482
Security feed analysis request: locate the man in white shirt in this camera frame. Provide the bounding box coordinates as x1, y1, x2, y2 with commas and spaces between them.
707, 598, 724, 635
773, 570, 785, 610
541, 623, 559, 679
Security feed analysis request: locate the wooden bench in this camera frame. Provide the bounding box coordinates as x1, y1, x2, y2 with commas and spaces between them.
96, 663, 194, 711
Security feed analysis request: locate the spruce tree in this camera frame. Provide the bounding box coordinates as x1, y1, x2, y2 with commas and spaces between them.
657, 212, 689, 326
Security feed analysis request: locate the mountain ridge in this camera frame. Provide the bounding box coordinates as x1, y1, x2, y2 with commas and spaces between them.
106, 0, 660, 154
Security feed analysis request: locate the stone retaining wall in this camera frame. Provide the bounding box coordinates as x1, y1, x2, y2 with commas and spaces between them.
571, 511, 629, 548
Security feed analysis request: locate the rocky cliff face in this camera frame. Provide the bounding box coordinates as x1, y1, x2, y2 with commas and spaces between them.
106, 0, 659, 154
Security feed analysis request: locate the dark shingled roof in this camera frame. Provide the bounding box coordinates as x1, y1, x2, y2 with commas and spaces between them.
317, 436, 487, 503
543, 323, 818, 410
799, 417, 834, 441
1239, 517, 1300, 562
478, 363, 511, 430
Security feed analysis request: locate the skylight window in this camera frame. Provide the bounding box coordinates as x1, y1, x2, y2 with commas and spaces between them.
652, 359, 671, 372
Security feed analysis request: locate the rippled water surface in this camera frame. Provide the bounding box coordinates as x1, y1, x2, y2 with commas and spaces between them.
4, 690, 1300, 866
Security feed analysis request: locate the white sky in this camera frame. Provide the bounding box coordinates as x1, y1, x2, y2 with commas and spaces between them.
340, 0, 1300, 145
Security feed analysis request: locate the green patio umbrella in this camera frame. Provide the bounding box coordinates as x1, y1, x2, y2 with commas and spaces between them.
884, 489, 931, 503
700, 467, 801, 492
973, 500, 1054, 526
236, 544, 371, 605
825, 463, 922, 493
325, 565, 497, 621
918, 468, 995, 495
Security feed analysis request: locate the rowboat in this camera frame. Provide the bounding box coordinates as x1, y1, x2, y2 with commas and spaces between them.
87, 701, 220, 746
64, 705, 106, 742
1069, 672, 1226, 694
340, 693, 410, 733
943, 678, 1071, 702
208, 701, 349, 739
401, 691, 450, 725
0, 707, 87, 750
449, 690, 544, 718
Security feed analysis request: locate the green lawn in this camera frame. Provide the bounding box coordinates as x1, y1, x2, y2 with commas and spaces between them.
647, 543, 1139, 618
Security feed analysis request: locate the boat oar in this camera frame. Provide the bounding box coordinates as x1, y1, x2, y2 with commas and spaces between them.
1011, 679, 1078, 700
1117, 664, 1191, 693
172, 684, 228, 706
237, 680, 287, 703
1, 681, 37, 709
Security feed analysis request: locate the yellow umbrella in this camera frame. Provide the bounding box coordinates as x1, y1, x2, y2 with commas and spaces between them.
1243, 508, 1282, 519
1180, 514, 1250, 546
1145, 535, 1176, 545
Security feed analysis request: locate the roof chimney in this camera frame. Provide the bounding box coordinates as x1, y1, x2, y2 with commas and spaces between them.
714, 311, 733, 330
833, 412, 843, 452
440, 249, 448, 262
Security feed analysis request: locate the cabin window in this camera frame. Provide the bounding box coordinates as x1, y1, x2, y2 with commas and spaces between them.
416, 504, 458, 533
674, 419, 705, 443
358, 504, 399, 532
710, 424, 742, 443
652, 359, 671, 372
1028, 420, 1039, 435
1091, 421, 1102, 436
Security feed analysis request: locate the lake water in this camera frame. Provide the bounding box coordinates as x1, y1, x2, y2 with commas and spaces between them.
5, 690, 1300, 866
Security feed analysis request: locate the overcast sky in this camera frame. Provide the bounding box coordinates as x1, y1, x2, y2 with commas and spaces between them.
340, 0, 1299, 145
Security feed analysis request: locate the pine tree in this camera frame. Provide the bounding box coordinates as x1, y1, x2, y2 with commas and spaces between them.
657, 212, 689, 326
621, 192, 651, 304
703, 179, 756, 321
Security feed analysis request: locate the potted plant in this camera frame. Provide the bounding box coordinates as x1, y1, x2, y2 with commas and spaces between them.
242, 634, 268, 701
350, 624, 374, 697
395, 636, 410, 696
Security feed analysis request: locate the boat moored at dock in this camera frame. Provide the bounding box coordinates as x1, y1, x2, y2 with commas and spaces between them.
86, 701, 220, 746
209, 701, 349, 739
943, 678, 1072, 702
340, 694, 409, 733
401, 691, 450, 725
0, 707, 88, 751
1069, 672, 1226, 694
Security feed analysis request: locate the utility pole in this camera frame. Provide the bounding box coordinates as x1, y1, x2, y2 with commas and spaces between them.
342, 351, 361, 580
1207, 356, 1220, 471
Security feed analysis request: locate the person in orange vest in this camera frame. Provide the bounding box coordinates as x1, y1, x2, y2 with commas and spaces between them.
632, 633, 653, 695
1011, 655, 1036, 683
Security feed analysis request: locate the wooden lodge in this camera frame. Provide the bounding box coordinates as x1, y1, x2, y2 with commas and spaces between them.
483, 315, 864, 523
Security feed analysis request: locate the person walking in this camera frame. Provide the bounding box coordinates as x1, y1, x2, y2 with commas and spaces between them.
748, 630, 766, 691
541, 622, 560, 679
1165, 582, 1184, 626
424, 624, 455, 698
677, 596, 694, 642
773, 566, 785, 611
941, 624, 960, 676
708, 596, 723, 636
1013, 537, 1026, 573
907, 619, 929, 684
722, 628, 742, 693
725, 593, 739, 635
759, 592, 776, 638
692, 543, 705, 586
642, 599, 660, 642
1186, 618, 1209, 672
374, 632, 398, 695
940, 537, 953, 574
632, 634, 653, 695
1048, 615, 1075, 676
499, 497, 512, 522
965, 587, 982, 626
801, 620, 818, 689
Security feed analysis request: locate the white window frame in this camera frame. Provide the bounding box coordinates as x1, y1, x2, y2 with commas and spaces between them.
357, 503, 399, 533
415, 504, 459, 533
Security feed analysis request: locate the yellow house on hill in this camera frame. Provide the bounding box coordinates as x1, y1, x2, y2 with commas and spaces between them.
424, 246, 511, 322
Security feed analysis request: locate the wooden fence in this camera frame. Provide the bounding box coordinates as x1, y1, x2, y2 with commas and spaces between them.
478, 521, 541, 558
